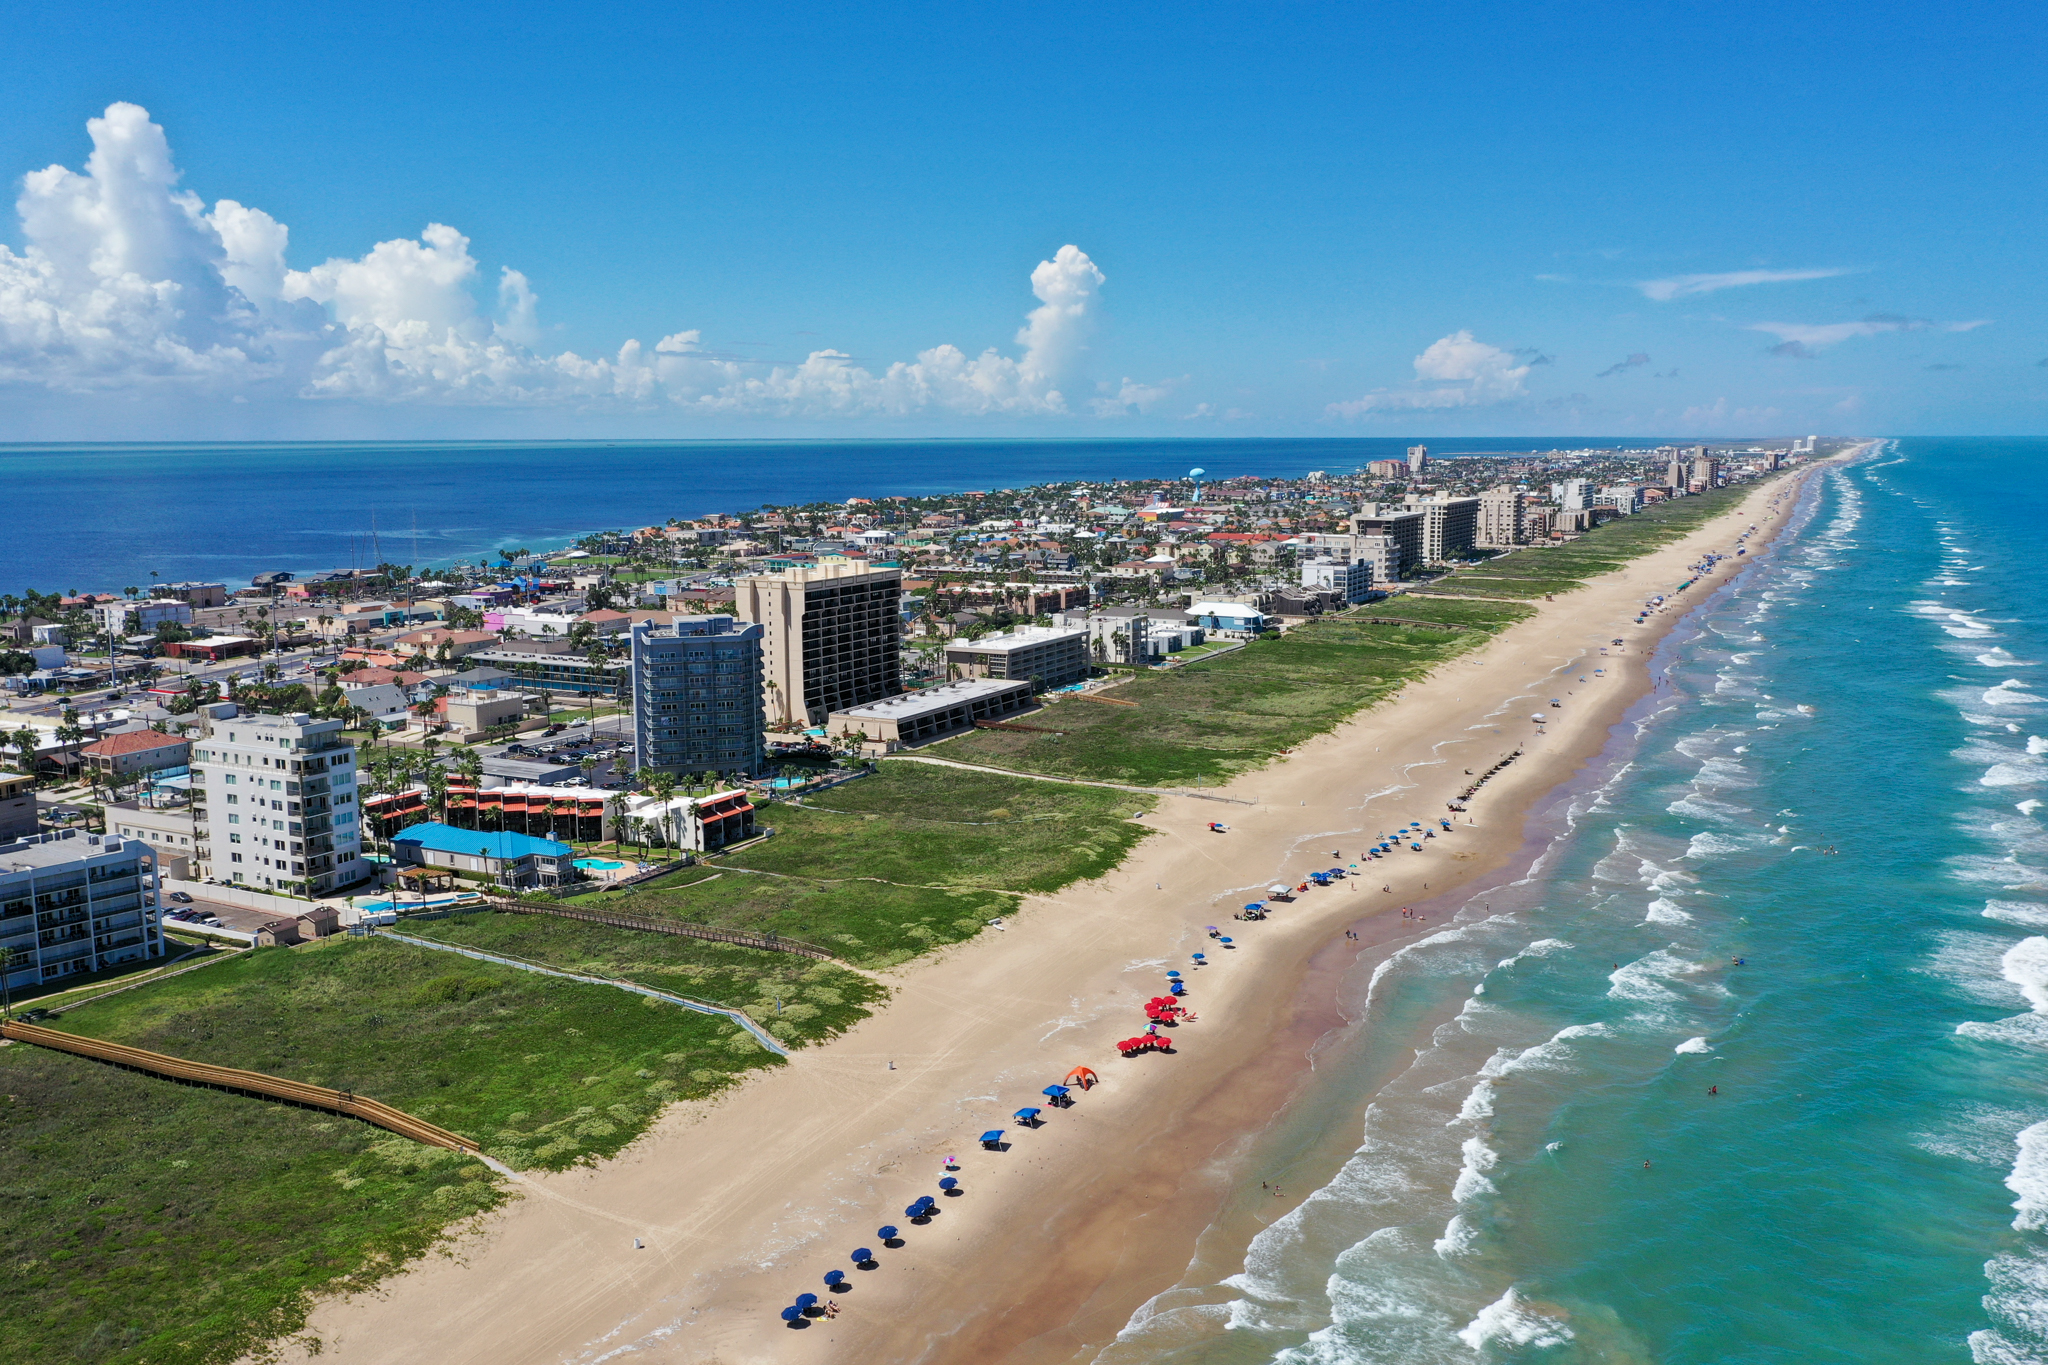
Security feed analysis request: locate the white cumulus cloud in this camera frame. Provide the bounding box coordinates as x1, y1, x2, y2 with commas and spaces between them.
1635, 268, 1850, 301
0, 103, 1155, 417
1327, 330, 1532, 417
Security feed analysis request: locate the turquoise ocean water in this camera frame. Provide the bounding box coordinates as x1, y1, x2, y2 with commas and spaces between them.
1101, 439, 2048, 1363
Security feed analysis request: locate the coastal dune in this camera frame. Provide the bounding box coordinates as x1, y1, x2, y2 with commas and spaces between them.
278, 463, 1832, 1365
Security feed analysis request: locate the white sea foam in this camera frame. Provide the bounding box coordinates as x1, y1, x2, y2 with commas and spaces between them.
2006, 1121, 2048, 1231
1986, 902, 2048, 930
1924, 931, 2039, 1008
1456, 1287, 1574, 1351
1668, 793, 1754, 823
1674, 1037, 1713, 1054
1449, 1078, 1496, 1126
1695, 756, 1756, 789
1987, 680, 2047, 706
2030, 736, 2048, 755
2022, 801, 2045, 816
1686, 831, 1761, 858
1644, 897, 1694, 925
1984, 766, 2048, 789
2004, 938, 2048, 1012
1969, 1250, 2048, 1364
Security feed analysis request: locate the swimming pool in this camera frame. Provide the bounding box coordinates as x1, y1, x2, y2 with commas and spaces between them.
575, 858, 626, 870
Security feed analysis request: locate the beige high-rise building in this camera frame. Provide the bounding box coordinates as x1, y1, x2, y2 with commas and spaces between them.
1406, 444, 1429, 475
1478, 486, 1531, 548
736, 562, 903, 727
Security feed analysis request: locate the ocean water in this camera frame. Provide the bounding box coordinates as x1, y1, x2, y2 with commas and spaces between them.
1100, 438, 2048, 1363
1, 435, 1659, 594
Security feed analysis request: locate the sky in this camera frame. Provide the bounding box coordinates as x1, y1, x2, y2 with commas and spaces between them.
0, 0, 2043, 441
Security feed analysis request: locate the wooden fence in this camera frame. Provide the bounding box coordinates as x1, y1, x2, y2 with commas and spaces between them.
0, 1020, 479, 1153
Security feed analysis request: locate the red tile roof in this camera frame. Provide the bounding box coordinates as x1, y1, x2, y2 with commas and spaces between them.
80, 731, 189, 757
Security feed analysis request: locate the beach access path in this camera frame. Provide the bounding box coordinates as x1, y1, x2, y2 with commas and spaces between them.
272, 459, 1842, 1365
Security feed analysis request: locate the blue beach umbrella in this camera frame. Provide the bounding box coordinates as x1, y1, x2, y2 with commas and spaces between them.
878, 1225, 899, 1240
796, 1293, 819, 1308
782, 1306, 803, 1321
824, 1270, 846, 1285
853, 1247, 875, 1263
940, 1176, 960, 1189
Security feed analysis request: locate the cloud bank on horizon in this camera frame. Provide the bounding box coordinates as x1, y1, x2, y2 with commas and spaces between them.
0, 104, 1169, 418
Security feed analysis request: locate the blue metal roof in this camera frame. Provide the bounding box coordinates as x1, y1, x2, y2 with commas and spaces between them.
392, 822, 572, 860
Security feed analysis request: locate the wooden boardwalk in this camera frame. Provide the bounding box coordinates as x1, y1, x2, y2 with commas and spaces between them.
0, 1019, 480, 1153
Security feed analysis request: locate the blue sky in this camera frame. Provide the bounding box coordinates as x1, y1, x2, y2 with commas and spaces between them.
1, 0, 2041, 439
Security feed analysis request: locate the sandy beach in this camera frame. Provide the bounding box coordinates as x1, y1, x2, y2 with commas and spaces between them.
274, 461, 1838, 1365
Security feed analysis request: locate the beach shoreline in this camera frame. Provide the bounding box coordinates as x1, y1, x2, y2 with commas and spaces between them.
273, 458, 1845, 1365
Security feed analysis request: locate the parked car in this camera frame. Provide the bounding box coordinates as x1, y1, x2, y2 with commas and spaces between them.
169, 891, 193, 903
201, 916, 223, 927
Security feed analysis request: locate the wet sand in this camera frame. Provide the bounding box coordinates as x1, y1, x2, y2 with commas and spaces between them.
274, 461, 1837, 1365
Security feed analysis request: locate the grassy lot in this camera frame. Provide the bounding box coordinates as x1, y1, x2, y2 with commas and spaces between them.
0, 1042, 507, 1365
565, 765, 1156, 967
397, 913, 890, 1044
1408, 481, 1763, 602
924, 596, 1532, 787
48, 939, 787, 1174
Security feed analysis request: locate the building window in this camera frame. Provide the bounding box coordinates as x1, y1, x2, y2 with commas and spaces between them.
230, 853, 243, 862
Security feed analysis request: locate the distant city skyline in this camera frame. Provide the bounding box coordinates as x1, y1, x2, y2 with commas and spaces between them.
0, 1, 2039, 440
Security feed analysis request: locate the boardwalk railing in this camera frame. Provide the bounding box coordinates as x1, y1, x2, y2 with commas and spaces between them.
477, 896, 837, 960
0, 1020, 480, 1154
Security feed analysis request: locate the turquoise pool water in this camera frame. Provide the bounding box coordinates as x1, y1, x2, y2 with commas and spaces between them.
575, 858, 626, 870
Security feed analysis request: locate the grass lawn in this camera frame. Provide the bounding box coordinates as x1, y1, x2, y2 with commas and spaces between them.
922, 597, 1532, 787
49, 938, 787, 1174
0, 1043, 508, 1365
396, 912, 890, 1045
566, 765, 1156, 966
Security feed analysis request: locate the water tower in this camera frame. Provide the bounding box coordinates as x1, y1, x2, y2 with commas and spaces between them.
1187, 467, 1206, 505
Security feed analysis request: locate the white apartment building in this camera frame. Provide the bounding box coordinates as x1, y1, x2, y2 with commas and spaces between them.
1302, 558, 1373, 604
1406, 444, 1429, 474
1478, 486, 1534, 548
1, 829, 164, 993
1595, 485, 1643, 515
1551, 479, 1594, 513
190, 712, 366, 895
93, 600, 194, 635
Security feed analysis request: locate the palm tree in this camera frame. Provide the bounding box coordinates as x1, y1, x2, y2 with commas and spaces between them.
643, 771, 677, 850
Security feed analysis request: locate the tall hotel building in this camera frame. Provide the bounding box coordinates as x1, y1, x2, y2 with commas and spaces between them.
629, 616, 767, 777
736, 562, 903, 727
191, 712, 365, 895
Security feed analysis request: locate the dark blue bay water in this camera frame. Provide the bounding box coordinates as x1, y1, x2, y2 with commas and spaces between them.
1099, 438, 2048, 1363
3, 436, 1648, 595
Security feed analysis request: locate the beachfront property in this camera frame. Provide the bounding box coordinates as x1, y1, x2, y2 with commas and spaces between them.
943, 624, 1090, 690
736, 561, 903, 727
1351, 507, 1426, 574
1399, 493, 1481, 564
188, 712, 366, 895
630, 616, 768, 778
826, 677, 1034, 746
1301, 557, 1373, 604
390, 822, 573, 890
620, 787, 757, 851
0, 828, 165, 992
